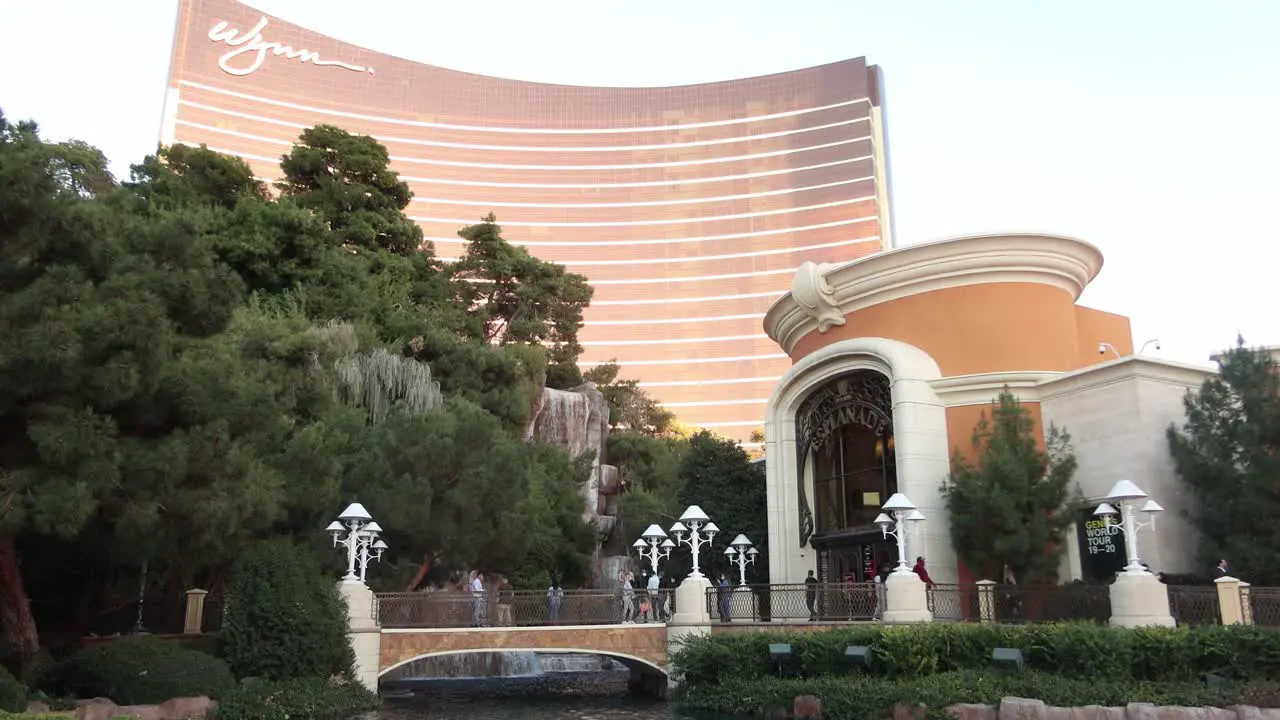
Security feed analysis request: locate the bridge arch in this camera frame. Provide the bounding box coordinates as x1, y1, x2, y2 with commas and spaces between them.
379, 647, 668, 679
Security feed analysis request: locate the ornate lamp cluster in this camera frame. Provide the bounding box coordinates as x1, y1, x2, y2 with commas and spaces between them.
326, 502, 388, 585
1092, 479, 1163, 574
874, 492, 925, 574
634, 505, 758, 585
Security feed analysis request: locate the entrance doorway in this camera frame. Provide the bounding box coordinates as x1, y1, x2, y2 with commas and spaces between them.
797, 370, 898, 566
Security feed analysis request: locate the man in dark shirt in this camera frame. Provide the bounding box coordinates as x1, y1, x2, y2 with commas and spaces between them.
1213, 559, 1229, 580
804, 570, 819, 621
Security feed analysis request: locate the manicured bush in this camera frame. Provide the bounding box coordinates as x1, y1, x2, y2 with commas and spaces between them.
54, 636, 235, 705
671, 622, 1280, 687
677, 671, 1280, 718
0, 665, 25, 712
219, 539, 355, 682
212, 676, 378, 720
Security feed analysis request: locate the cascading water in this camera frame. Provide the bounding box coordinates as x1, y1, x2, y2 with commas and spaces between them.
388, 652, 626, 680
526, 384, 620, 548
393, 652, 544, 680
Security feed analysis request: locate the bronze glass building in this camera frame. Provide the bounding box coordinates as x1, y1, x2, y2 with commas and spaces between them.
162, 0, 896, 444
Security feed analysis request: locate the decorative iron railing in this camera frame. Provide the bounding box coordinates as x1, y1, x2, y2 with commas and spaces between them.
1168, 585, 1221, 626
1249, 587, 1280, 627
375, 589, 671, 629
927, 583, 975, 621
705, 582, 882, 622
984, 584, 1111, 624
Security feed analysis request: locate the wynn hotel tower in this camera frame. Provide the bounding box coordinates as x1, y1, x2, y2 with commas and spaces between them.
162, 0, 897, 445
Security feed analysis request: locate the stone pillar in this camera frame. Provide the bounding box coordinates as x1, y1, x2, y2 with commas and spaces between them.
1241, 582, 1254, 625
1109, 571, 1175, 628
183, 589, 208, 635
666, 575, 713, 688
339, 582, 382, 693
882, 571, 932, 623
1214, 576, 1247, 625
976, 580, 996, 623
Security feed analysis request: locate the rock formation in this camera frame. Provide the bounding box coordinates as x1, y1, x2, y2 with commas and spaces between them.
525, 383, 620, 540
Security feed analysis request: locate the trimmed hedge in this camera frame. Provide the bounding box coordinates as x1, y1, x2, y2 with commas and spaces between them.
54, 636, 235, 705
212, 676, 379, 720
0, 665, 23, 712
219, 539, 355, 682
671, 623, 1280, 687
677, 671, 1280, 719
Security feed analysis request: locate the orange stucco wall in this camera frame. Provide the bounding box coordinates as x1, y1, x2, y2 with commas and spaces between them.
789, 283, 1133, 376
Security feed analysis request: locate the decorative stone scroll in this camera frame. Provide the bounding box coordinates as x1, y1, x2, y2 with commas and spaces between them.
794, 372, 893, 546
791, 261, 846, 333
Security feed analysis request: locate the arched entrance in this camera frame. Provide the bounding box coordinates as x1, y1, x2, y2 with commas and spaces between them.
763, 336, 954, 584
797, 370, 899, 582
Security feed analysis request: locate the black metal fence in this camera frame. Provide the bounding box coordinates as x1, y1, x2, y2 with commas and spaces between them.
375, 589, 670, 629
1248, 587, 1280, 627
985, 584, 1111, 624
1168, 585, 1221, 626
704, 583, 883, 622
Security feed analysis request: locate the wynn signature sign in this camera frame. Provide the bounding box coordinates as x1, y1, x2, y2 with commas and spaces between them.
207, 16, 374, 77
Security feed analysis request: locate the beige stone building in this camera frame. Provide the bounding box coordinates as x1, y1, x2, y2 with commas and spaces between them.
760, 233, 1215, 586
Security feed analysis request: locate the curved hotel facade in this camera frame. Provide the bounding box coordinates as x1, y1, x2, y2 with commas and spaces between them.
162, 0, 896, 443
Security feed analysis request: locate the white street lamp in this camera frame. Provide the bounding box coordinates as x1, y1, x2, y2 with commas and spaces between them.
670, 505, 719, 579
724, 534, 757, 586
635, 524, 674, 575
874, 493, 925, 574
1093, 480, 1163, 575
328, 502, 387, 585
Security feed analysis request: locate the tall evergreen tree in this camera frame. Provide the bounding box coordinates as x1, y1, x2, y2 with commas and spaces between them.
1168, 337, 1280, 584
942, 390, 1079, 584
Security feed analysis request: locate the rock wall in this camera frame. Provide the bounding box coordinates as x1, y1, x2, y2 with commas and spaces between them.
924, 699, 1280, 720
526, 383, 621, 540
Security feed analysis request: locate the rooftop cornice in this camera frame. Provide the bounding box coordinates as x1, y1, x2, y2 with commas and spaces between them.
764, 232, 1105, 355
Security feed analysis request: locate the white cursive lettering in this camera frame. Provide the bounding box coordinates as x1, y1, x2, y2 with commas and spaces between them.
207, 16, 374, 77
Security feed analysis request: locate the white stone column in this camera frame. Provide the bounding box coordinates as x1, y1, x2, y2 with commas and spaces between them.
1108, 572, 1175, 628
666, 576, 712, 688
888, 377, 955, 583
882, 571, 933, 623
340, 582, 382, 693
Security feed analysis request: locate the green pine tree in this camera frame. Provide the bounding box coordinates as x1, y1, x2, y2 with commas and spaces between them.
1167, 337, 1280, 584
942, 390, 1079, 584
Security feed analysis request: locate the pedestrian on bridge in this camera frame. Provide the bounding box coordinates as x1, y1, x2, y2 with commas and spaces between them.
470, 571, 486, 627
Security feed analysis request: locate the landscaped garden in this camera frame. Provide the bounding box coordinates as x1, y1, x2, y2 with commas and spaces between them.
671, 622, 1280, 718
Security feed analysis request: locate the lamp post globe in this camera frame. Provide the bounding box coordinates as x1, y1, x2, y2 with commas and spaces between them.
328, 502, 387, 585
672, 506, 718, 578
1093, 480, 1163, 574
876, 493, 923, 574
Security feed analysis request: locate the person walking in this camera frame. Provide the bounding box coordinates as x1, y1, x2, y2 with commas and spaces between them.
717, 574, 731, 622
469, 571, 486, 627
496, 576, 514, 626
804, 570, 819, 621
619, 571, 636, 623
547, 581, 563, 624
646, 571, 662, 621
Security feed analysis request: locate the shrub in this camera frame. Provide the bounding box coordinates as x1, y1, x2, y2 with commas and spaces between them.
0, 665, 25, 712
213, 676, 378, 720
670, 622, 1280, 686
219, 539, 355, 682
55, 636, 235, 705
677, 671, 1276, 718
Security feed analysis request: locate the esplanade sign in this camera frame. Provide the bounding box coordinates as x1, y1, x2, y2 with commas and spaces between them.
207, 16, 375, 77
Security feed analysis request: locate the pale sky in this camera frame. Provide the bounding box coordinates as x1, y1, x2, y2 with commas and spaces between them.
2, 0, 1276, 367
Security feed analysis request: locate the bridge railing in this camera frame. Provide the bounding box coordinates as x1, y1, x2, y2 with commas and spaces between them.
375, 588, 674, 629
705, 582, 885, 622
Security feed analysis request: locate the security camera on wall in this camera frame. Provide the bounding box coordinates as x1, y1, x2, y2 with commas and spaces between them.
1098, 343, 1107, 355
